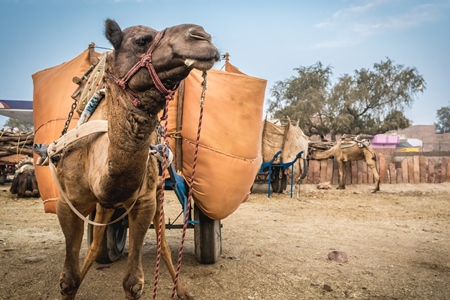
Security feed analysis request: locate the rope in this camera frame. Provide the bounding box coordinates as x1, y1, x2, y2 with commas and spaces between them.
48, 161, 138, 226
34, 118, 68, 134
16, 135, 20, 155
171, 71, 207, 299
153, 97, 170, 300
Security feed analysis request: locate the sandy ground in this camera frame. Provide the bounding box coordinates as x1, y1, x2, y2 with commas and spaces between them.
1, 182, 449, 300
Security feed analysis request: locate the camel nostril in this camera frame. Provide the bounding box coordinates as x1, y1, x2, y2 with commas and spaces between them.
188, 28, 211, 41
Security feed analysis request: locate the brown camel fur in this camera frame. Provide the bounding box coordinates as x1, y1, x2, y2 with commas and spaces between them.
309, 141, 380, 193
54, 19, 219, 299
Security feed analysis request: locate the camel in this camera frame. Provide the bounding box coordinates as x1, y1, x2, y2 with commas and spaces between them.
10, 157, 39, 198
49, 19, 219, 299
309, 138, 380, 193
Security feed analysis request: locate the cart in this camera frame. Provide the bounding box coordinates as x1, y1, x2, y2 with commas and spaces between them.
86, 156, 221, 265
32, 48, 263, 267
254, 150, 304, 198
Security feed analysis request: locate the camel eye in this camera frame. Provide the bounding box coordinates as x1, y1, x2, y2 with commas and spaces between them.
135, 35, 152, 47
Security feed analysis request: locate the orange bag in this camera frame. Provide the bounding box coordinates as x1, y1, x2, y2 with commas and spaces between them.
32, 49, 99, 213
168, 64, 266, 220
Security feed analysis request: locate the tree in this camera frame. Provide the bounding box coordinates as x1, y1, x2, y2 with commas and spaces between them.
266, 58, 425, 140
3, 117, 34, 132
435, 103, 450, 134
267, 62, 335, 137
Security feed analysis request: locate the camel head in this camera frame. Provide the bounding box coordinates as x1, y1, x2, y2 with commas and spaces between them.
105, 19, 220, 100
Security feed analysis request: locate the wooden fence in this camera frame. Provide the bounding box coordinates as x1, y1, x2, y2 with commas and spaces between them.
305, 153, 450, 185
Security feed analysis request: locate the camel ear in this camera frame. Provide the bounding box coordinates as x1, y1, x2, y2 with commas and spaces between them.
105, 19, 123, 50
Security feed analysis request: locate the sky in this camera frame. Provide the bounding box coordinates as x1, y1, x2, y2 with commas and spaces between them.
1, 0, 449, 127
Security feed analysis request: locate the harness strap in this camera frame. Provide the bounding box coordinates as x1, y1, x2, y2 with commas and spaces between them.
47, 120, 108, 157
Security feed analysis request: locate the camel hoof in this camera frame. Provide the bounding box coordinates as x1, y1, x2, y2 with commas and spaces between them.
336, 186, 345, 190
129, 284, 143, 298
177, 291, 194, 300
60, 282, 70, 294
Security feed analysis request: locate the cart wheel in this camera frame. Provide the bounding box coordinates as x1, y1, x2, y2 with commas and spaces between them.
280, 173, 287, 193
194, 204, 222, 264
270, 168, 282, 193
87, 207, 128, 264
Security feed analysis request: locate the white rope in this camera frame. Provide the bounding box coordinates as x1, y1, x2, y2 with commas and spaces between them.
48, 161, 137, 226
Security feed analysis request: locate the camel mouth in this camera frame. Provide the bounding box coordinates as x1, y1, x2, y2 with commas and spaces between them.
184, 55, 219, 71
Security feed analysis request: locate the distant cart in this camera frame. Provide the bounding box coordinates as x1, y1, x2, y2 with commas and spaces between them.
254, 150, 304, 198
256, 118, 309, 198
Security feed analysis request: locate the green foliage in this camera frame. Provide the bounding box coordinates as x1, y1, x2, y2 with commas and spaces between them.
435, 104, 450, 134
3, 118, 34, 132
266, 58, 425, 140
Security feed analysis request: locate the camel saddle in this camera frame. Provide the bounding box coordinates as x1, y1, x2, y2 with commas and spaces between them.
340, 134, 372, 149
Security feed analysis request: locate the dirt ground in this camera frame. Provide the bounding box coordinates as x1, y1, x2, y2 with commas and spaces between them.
1, 182, 449, 300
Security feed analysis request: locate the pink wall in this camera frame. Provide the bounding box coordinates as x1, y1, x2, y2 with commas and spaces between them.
371, 134, 400, 149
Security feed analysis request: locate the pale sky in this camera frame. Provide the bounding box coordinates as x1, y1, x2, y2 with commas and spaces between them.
1, 0, 449, 126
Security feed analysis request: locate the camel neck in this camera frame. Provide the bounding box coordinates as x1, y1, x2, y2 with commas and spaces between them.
314, 146, 336, 160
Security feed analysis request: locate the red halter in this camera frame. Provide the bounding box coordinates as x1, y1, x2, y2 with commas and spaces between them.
106, 29, 177, 108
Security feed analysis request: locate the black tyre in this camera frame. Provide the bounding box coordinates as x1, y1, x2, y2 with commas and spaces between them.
194, 204, 221, 264
87, 207, 128, 263
270, 168, 282, 193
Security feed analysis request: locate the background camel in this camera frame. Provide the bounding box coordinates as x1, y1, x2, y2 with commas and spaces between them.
48, 19, 219, 299
309, 139, 380, 192
9, 157, 39, 198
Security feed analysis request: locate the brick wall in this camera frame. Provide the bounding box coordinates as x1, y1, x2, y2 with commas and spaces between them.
304, 125, 450, 185
311, 125, 450, 152
305, 150, 450, 185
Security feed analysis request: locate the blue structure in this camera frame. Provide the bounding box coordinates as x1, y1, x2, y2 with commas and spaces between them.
0, 100, 33, 124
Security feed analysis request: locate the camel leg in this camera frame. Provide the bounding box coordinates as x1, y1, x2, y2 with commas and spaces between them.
152, 187, 192, 300
122, 198, 154, 300
25, 174, 33, 196
367, 159, 380, 193
31, 172, 40, 197
337, 160, 346, 190
57, 200, 88, 300
79, 205, 115, 280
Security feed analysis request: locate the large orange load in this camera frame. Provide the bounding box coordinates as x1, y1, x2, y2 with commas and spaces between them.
167, 62, 266, 219
32, 49, 100, 213
32, 50, 266, 219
